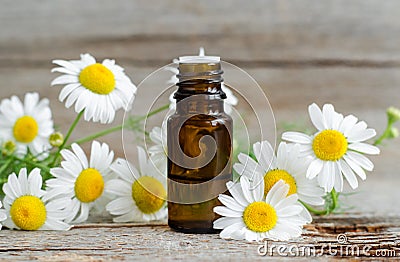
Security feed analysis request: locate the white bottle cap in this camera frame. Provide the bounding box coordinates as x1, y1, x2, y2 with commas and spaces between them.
179, 56, 220, 64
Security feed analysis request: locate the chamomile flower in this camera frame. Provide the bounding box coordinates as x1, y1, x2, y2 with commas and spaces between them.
234, 141, 325, 207
0, 93, 54, 160
166, 47, 238, 114
0, 201, 7, 230
214, 176, 308, 242
148, 125, 167, 174
2, 168, 71, 231
282, 103, 380, 192
51, 53, 137, 124
106, 147, 167, 222
45, 141, 115, 223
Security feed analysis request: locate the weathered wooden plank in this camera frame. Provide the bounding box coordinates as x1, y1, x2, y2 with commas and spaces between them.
0, 215, 398, 260
1, 0, 400, 62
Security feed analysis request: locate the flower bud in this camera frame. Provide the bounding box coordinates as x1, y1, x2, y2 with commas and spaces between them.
387, 106, 400, 123
2, 140, 16, 156
49, 132, 64, 147
388, 127, 399, 139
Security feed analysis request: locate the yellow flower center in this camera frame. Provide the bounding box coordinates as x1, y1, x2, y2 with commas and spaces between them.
79, 63, 116, 95
74, 168, 104, 203
312, 130, 348, 161
131, 176, 166, 214
13, 116, 39, 143
10, 195, 46, 230
243, 201, 277, 232
264, 169, 297, 196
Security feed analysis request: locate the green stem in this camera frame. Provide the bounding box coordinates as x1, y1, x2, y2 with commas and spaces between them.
329, 189, 338, 213
74, 124, 122, 145
0, 158, 13, 176
301, 201, 329, 215
374, 122, 392, 146
51, 110, 84, 166
301, 189, 339, 216
13, 156, 51, 173
73, 104, 169, 145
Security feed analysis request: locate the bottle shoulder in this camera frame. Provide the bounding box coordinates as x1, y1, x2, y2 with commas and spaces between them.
168, 112, 232, 121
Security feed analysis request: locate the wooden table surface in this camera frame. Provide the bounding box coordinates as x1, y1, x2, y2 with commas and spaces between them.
0, 214, 399, 261
0, 0, 400, 260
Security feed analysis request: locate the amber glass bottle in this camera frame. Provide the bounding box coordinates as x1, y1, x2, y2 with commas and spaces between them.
167, 56, 233, 233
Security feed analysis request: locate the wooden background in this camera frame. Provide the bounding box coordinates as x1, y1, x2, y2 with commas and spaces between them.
0, 0, 399, 260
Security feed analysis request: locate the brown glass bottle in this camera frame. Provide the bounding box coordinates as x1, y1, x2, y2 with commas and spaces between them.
167, 57, 232, 233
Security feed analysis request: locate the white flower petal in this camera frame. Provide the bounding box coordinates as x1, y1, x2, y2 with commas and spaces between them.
347, 128, 376, 143
282, 132, 312, 144
308, 103, 326, 130
274, 194, 298, 210
343, 155, 367, 180
266, 180, 289, 207
277, 205, 303, 217
348, 143, 380, 155
213, 206, 243, 217
339, 114, 358, 136
51, 75, 78, 86
236, 153, 263, 179
58, 83, 81, 102
240, 176, 254, 203
113, 210, 138, 223
250, 172, 265, 202
333, 162, 343, 192
27, 169, 43, 196
72, 203, 90, 224
51, 67, 78, 75
322, 104, 336, 129
253, 140, 275, 172
106, 197, 134, 215
339, 159, 359, 189
42, 219, 71, 231
52, 59, 80, 73
346, 151, 374, 171
105, 179, 132, 196
306, 159, 323, 179
213, 217, 242, 229
218, 194, 245, 212
226, 181, 249, 207
71, 143, 89, 169
318, 162, 333, 192
244, 229, 260, 242
220, 222, 246, 239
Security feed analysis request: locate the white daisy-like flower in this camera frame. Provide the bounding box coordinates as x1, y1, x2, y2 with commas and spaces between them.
45, 141, 115, 223
2, 168, 71, 231
0, 92, 54, 160
282, 103, 380, 192
234, 140, 325, 208
51, 53, 137, 124
0, 201, 7, 230
214, 176, 309, 242
166, 47, 238, 114
105, 146, 167, 222
148, 125, 167, 174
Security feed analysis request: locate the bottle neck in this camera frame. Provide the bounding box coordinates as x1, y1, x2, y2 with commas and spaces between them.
174, 59, 226, 114
176, 94, 224, 115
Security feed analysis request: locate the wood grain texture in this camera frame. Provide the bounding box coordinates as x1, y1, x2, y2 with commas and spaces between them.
0, 215, 398, 261
2, 0, 400, 63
